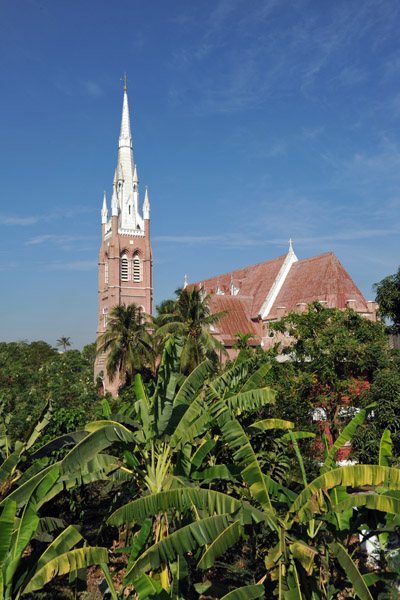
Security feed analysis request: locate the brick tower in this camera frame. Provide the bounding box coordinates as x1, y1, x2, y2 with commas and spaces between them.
94, 80, 153, 395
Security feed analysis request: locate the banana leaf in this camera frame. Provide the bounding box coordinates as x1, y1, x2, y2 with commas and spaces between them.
99, 563, 118, 600
134, 573, 171, 600
0, 452, 21, 487
191, 464, 241, 481
22, 546, 108, 595
238, 362, 272, 393
0, 463, 57, 508
220, 584, 265, 600
379, 429, 392, 468
263, 473, 297, 504
289, 541, 318, 575
60, 422, 137, 474
210, 357, 259, 397
13, 525, 83, 594
3, 468, 59, 595
333, 492, 400, 515
31, 525, 83, 575
126, 518, 152, 571
197, 520, 241, 569
329, 541, 373, 600
36, 516, 66, 535
282, 431, 315, 441
323, 404, 375, 471
107, 488, 265, 527
218, 416, 276, 520
190, 438, 216, 470
124, 514, 236, 584
289, 465, 400, 523
0, 500, 16, 567
3, 454, 119, 510
29, 431, 88, 459
172, 359, 214, 408
227, 388, 277, 414
153, 337, 183, 435
17, 458, 49, 486
246, 419, 294, 435
25, 401, 54, 451
170, 554, 189, 598
169, 394, 210, 448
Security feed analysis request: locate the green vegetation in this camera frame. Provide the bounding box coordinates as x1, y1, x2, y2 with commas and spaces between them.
374, 266, 400, 333
1, 296, 400, 598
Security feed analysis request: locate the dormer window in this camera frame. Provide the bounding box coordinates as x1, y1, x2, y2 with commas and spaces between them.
230, 281, 240, 296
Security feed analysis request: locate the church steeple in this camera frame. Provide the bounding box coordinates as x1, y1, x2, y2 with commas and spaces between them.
95, 76, 154, 395
119, 86, 133, 152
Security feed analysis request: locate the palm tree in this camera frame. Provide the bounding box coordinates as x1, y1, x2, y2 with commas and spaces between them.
96, 303, 155, 385
56, 336, 71, 352
155, 286, 228, 374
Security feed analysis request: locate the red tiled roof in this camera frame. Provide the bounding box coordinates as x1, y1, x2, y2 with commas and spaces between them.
207, 295, 260, 346
267, 252, 369, 320
189, 251, 370, 346
191, 254, 287, 316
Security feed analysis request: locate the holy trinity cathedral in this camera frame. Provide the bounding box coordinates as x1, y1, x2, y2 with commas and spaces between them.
95, 84, 378, 392
94, 82, 153, 395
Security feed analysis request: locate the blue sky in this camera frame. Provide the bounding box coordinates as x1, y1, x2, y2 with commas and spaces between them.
1, 0, 399, 348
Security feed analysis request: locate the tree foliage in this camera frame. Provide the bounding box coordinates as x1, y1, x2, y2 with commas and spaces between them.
155, 287, 228, 374
374, 265, 400, 333
268, 302, 390, 438
97, 303, 155, 385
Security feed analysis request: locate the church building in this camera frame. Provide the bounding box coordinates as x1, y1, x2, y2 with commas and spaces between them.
189, 241, 378, 359
94, 82, 153, 395
94, 80, 378, 391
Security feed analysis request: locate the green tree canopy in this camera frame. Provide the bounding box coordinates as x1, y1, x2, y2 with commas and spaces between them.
374, 265, 400, 333
268, 301, 390, 437
155, 287, 228, 374
56, 336, 71, 351
97, 303, 155, 385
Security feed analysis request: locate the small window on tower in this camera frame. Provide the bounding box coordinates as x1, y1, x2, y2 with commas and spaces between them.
121, 255, 129, 281
105, 262, 109, 284
133, 255, 142, 282
129, 206, 131, 214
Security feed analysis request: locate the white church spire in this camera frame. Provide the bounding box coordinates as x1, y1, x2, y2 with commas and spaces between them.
143, 185, 150, 220
111, 74, 146, 233
101, 190, 108, 224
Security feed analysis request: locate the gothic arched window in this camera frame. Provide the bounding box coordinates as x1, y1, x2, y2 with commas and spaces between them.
120, 255, 129, 281
133, 255, 142, 282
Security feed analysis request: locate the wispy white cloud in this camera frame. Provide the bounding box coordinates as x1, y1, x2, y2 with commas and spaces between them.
42, 261, 97, 272
25, 234, 92, 246
0, 216, 41, 226
84, 80, 103, 97
0, 205, 91, 228
154, 235, 227, 244
167, 0, 400, 115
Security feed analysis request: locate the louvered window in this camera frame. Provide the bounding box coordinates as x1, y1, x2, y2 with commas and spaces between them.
133, 256, 141, 282
105, 262, 109, 284
121, 255, 129, 281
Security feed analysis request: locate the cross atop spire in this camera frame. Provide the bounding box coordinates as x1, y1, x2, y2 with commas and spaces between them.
120, 71, 129, 91
288, 237, 293, 252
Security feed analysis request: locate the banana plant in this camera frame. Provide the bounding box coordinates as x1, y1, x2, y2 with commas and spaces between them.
0, 466, 108, 599
104, 362, 400, 600
100, 349, 284, 598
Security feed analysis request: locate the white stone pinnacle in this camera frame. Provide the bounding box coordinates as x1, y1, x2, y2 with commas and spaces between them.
101, 190, 108, 223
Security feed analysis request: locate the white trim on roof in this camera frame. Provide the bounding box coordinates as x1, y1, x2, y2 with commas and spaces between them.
259, 246, 298, 319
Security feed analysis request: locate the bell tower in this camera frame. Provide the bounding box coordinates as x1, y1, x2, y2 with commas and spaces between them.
94, 77, 153, 393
